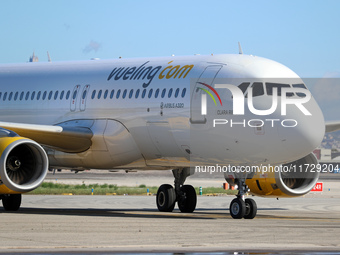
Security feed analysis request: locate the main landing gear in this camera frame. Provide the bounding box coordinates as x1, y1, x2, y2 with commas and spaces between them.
156, 168, 197, 213
229, 179, 257, 219
0, 194, 22, 211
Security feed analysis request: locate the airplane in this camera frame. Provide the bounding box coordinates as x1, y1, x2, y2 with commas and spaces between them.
0, 53, 339, 219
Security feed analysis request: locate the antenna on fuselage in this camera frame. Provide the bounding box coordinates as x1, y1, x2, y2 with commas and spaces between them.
238, 42, 243, 54
47, 51, 51, 62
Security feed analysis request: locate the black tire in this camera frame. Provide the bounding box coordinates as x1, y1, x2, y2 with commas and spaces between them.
178, 185, 197, 213
229, 198, 245, 219
2, 194, 22, 211
156, 184, 176, 212
244, 198, 257, 219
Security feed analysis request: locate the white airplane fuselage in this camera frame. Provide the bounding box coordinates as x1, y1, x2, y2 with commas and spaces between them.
0, 54, 325, 170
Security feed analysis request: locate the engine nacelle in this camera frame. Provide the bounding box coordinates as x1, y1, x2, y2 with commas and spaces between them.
225, 153, 319, 197
0, 134, 48, 194
274, 153, 320, 196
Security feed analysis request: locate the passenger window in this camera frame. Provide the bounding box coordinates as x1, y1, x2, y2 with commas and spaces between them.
66, 90, 71, 100
72, 90, 77, 100
97, 90, 102, 99
60, 91, 64, 100
161, 89, 166, 98
31, 91, 36, 100
155, 89, 160, 98
175, 88, 180, 98
135, 89, 140, 98
142, 89, 146, 98
116, 89, 121, 99
168, 88, 173, 98
14, 92, 18, 101
148, 89, 153, 98
42, 91, 47, 100
3, 92, 7, 101
82, 90, 87, 100
48, 91, 53, 100
129, 89, 134, 99
54, 91, 58, 100
26, 92, 30, 100
110, 90, 115, 99
37, 91, 41, 100
122, 89, 127, 99
181, 88, 186, 98
9, 92, 13, 101
104, 90, 108, 99
91, 90, 96, 99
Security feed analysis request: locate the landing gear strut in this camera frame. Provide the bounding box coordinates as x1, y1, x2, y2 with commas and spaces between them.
156, 168, 197, 213
229, 179, 257, 219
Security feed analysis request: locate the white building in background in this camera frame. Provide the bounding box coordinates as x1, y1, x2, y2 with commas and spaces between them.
29, 52, 39, 62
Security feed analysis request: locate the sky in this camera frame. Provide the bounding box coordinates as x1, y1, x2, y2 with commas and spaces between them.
0, 0, 339, 120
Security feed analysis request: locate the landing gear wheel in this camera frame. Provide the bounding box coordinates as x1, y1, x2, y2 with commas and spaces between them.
2, 194, 22, 211
229, 198, 245, 219
156, 184, 176, 212
244, 198, 257, 219
178, 185, 197, 213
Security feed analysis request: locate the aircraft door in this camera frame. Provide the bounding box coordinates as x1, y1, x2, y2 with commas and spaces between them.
190, 65, 222, 124
80, 85, 90, 111
70, 85, 81, 112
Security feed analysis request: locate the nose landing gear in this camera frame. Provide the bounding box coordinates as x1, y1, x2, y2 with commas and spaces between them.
229, 179, 257, 219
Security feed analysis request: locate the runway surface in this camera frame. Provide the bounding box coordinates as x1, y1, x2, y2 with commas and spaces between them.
1, 193, 340, 253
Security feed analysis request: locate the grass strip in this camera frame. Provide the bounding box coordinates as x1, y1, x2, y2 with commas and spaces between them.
27, 182, 237, 196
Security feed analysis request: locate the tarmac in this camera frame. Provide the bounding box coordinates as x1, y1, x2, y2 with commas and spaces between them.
0, 170, 339, 253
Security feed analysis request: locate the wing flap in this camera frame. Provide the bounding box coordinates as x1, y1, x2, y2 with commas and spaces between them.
0, 122, 93, 153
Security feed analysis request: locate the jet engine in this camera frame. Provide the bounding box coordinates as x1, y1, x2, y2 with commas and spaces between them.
273, 153, 320, 196
226, 153, 320, 197
0, 130, 48, 194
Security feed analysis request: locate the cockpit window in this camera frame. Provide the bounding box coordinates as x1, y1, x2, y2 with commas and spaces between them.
293, 83, 307, 97
266, 83, 294, 97
237, 82, 264, 97
251, 82, 264, 97
238, 82, 250, 94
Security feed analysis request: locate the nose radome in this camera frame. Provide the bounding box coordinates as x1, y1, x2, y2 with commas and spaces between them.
278, 98, 325, 161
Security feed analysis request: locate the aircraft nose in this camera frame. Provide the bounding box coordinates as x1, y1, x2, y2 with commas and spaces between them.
277, 98, 325, 161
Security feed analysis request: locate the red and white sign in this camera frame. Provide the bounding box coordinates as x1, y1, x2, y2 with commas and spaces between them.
311, 182, 323, 192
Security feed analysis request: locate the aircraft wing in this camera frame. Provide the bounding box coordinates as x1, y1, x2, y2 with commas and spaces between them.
325, 121, 340, 133
0, 121, 92, 153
